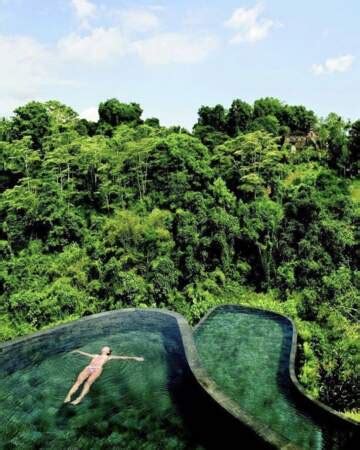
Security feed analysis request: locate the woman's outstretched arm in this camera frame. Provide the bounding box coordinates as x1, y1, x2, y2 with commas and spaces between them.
110, 355, 144, 361
71, 350, 95, 358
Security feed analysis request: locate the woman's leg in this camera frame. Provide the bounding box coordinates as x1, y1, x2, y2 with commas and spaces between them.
64, 368, 90, 403
70, 369, 102, 405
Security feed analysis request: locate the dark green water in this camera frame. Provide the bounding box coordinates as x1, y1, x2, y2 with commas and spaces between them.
0, 330, 197, 449
194, 306, 357, 450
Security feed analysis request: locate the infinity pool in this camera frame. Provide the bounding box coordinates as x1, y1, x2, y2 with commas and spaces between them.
194, 306, 358, 450
0, 307, 357, 449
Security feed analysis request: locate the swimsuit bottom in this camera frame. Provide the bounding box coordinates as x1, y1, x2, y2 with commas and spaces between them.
87, 365, 100, 374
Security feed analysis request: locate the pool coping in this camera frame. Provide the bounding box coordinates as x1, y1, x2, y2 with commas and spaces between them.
193, 304, 360, 429
0, 306, 357, 450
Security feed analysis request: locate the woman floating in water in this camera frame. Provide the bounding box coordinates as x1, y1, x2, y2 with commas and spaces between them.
64, 346, 144, 405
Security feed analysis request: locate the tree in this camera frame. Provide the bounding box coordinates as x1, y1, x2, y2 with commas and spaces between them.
9, 102, 51, 150
98, 99, 143, 127
348, 120, 360, 176
320, 113, 349, 175
193, 124, 229, 150
283, 105, 317, 134
212, 131, 283, 199
0, 176, 84, 251
249, 115, 280, 135
253, 97, 285, 119
144, 117, 160, 127
196, 104, 227, 132
121, 133, 213, 208
242, 198, 283, 288
99, 208, 177, 306
75, 118, 97, 136
0, 137, 40, 191
226, 99, 253, 136
44, 100, 78, 133
0, 118, 10, 141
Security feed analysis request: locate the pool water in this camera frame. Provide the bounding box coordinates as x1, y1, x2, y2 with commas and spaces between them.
0, 311, 206, 450
194, 306, 357, 450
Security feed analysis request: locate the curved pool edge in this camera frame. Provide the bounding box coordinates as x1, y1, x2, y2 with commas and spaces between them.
193, 304, 360, 430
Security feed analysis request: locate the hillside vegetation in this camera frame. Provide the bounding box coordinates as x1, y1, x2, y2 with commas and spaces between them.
0, 97, 359, 416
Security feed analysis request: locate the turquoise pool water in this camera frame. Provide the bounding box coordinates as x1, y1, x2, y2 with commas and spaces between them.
194, 306, 356, 450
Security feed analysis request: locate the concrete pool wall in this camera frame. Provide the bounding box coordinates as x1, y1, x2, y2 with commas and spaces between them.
194, 305, 360, 450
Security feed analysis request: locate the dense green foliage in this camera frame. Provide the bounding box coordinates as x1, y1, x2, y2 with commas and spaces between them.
0, 98, 359, 416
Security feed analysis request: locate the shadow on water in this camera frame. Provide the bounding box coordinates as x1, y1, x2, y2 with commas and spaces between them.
273, 313, 359, 450
161, 320, 272, 450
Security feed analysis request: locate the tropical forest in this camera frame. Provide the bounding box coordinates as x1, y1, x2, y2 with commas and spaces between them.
0, 96, 359, 422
